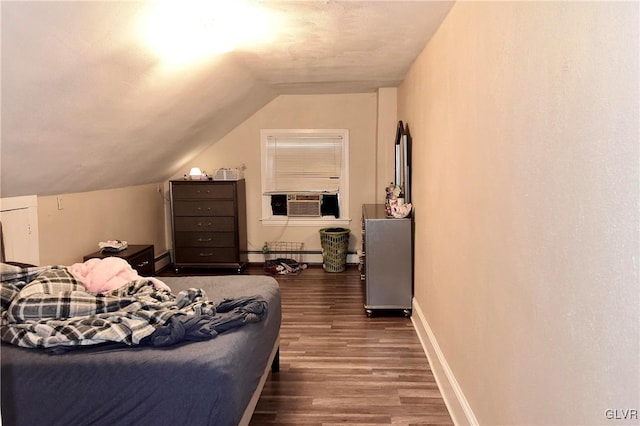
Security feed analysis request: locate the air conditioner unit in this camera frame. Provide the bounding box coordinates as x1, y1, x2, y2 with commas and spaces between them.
287, 194, 321, 217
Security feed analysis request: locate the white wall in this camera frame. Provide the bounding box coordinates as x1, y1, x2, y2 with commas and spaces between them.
399, 2, 639, 425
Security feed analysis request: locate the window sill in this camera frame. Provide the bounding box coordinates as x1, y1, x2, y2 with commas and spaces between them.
260, 217, 352, 227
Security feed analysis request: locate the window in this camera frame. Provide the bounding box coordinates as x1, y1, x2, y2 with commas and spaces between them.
260, 129, 350, 226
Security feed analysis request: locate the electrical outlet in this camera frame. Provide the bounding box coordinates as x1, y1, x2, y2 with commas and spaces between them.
156, 184, 162, 193
56, 196, 63, 210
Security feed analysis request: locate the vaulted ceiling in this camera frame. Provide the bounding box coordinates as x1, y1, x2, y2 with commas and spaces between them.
1, 1, 454, 198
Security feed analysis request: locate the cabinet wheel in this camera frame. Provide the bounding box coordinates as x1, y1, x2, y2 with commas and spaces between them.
403, 309, 412, 318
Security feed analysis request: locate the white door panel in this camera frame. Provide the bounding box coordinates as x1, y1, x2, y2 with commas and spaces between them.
0, 196, 40, 265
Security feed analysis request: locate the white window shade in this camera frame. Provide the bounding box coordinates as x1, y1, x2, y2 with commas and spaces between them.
261, 128, 350, 225
264, 135, 343, 193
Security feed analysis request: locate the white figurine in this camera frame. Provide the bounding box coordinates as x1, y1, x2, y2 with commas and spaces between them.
391, 203, 412, 218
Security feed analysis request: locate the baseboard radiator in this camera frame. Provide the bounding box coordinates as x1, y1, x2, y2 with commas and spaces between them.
247, 250, 358, 265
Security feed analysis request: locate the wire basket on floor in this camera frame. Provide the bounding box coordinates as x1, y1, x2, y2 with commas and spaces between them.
263, 241, 305, 274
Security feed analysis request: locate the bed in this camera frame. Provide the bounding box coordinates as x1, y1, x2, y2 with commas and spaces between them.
1, 266, 281, 426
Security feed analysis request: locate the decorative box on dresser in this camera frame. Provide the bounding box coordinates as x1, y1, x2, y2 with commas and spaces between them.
361, 204, 413, 317
170, 179, 248, 273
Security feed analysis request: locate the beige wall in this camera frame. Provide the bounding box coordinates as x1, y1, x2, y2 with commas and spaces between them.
376, 87, 398, 204
38, 183, 167, 265
33, 93, 392, 266
175, 93, 380, 257
399, 2, 639, 425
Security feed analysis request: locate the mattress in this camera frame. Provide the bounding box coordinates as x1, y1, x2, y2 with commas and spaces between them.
1, 274, 281, 426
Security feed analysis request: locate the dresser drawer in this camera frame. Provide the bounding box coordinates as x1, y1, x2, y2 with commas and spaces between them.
174, 232, 236, 248
172, 183, 235, 200
174, 247, 238, 263
174, 216, 235, 232
170, 179, 247, 271
173, 200, 234, 217
128, 249, 155, 276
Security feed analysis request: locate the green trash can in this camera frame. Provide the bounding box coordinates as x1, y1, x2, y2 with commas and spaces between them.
319, 227, 350, 272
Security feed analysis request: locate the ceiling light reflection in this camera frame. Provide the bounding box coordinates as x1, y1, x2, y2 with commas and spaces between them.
138, 0, 274, 67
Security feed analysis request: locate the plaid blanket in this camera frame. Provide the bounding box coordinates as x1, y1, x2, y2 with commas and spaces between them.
1, 263, 266, 351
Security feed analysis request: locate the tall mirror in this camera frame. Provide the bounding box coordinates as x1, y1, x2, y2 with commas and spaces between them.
394, 121, 411, 203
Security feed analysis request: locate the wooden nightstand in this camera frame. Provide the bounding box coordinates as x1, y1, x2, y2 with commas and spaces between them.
83, 244, 155, 276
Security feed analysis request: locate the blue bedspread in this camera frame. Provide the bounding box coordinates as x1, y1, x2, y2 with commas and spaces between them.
1, 275, 281, 426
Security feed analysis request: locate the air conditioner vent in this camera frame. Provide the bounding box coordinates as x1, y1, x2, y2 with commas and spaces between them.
287, 194, 321, 217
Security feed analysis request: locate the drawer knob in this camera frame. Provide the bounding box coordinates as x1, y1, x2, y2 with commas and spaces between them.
197, 238, 212, 242
199, 252, 213, 257
137, 260, 150, 267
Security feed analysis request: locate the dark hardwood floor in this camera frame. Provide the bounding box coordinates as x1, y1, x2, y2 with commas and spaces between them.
160, 264, 453, 425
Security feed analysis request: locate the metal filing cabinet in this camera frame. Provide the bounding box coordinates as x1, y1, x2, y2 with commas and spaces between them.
361, 204, 413, 316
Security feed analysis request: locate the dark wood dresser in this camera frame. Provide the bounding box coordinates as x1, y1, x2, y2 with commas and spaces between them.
170, 179, 248, 272
83, 244, 155, 276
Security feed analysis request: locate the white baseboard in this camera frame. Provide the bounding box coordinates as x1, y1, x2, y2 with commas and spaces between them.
411, 298, 479, 426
